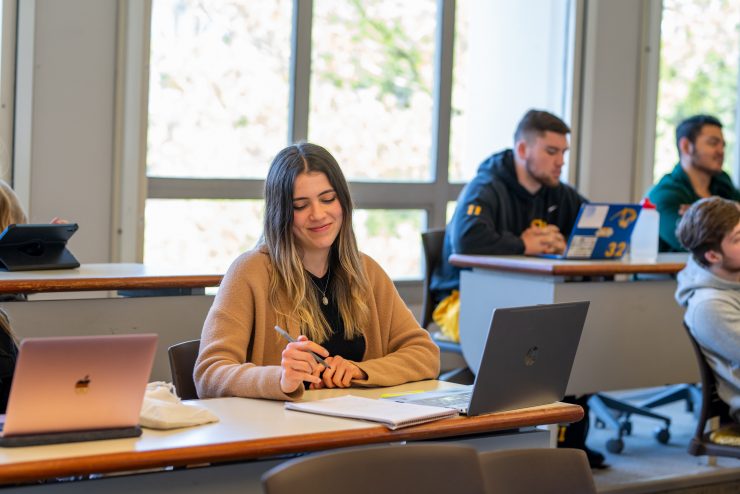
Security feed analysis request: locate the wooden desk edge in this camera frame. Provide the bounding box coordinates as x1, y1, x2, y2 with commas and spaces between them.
0, 402, 582, 484
449, 254, 684, 277
0, 275, 223, 294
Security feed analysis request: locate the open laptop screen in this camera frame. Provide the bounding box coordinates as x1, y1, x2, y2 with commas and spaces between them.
540, 203, 641, 260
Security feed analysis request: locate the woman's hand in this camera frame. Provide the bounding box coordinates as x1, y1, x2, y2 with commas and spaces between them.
279, 335, 328, 394
320, 355, 367, 388
50, 217, 69, 225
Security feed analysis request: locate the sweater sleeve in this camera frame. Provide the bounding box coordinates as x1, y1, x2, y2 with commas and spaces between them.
194, 254, 303, 401
452, 182, 525, 255
688, 297, 740, 364
352, 258, 440, 386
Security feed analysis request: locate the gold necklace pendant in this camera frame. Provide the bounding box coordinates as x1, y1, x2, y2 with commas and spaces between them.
309, 266, 331, 306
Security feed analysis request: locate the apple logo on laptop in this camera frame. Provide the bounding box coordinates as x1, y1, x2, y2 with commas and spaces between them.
524, 346, 539, 366
75, 375, 91, 394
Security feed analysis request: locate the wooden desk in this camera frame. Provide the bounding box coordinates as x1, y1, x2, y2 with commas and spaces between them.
0, 263, 222, 294
0, 381, 582, 493
0, 264, 222, 381
450, 254, 695, 394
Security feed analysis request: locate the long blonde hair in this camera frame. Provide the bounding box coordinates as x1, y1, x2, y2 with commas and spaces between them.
0, 180, 27, 232
261, 143, 369, 343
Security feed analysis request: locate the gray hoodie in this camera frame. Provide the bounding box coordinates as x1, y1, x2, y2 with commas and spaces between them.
676, 256, 740, 421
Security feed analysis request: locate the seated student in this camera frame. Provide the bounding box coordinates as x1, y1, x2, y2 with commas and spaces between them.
676, 197, 740, 420
648, 115, 740, 252
0, 180, 67, 300
194, 142, 440, 400
431, 109, 586, 341
0, 308, 17, 414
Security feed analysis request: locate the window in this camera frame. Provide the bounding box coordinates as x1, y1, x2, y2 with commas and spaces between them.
308, 1, 437, 182
653, 0, 740, 182
144, 199, 264, 273
448, 0, 576, 183
144, 0, 576, 287
147, 0, 292, 179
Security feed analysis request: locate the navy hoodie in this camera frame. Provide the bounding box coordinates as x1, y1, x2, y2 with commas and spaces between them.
431, 149, 586, 298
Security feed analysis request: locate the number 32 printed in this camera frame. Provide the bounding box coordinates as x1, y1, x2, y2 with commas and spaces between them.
604, 241, 626, 258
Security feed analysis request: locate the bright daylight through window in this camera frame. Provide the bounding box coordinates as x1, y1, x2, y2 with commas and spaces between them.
653, 0, 739, 183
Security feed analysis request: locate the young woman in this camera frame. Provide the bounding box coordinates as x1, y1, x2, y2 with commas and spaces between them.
195, 143, 439, 400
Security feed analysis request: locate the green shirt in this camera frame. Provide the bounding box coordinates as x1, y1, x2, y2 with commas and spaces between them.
648, 164, 740, 252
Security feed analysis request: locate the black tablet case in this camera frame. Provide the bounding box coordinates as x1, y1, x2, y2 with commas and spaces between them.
0, 224, 80, 271
0, 425, 141, 447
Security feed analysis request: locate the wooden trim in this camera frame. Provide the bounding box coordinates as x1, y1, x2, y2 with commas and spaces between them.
0, 274, 222, 294
449, 254, 685, 277
0, 403, 582, 484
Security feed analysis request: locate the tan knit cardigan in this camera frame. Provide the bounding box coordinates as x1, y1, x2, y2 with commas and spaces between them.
194, 249, 440, 400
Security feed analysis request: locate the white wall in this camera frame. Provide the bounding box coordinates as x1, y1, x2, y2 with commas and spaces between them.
15, 0, 118, 263
576, 0, 653, 202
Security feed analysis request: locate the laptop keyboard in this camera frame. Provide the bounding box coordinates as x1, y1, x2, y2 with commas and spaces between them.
410, 391, 472, 410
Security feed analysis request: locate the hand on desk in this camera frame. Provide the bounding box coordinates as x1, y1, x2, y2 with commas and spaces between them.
280, 335, 328, 394
309, 355, 367, 390
522, 225, 566, 255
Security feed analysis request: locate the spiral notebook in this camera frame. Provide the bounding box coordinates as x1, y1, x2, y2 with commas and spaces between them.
284, 395, 457, 430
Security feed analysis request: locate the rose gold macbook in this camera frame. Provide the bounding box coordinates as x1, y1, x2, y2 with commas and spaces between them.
0, 334, 157, 447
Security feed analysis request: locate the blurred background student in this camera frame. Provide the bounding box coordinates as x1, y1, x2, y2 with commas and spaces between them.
0, 308, 17, 413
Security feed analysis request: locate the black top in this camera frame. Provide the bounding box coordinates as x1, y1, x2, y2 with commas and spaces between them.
0, 330, 17, 414
309, 271, 366, 362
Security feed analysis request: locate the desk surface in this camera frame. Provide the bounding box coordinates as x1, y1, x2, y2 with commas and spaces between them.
0, 263, 223, 294
0, 381, 582, 484
449, 253, 688, 277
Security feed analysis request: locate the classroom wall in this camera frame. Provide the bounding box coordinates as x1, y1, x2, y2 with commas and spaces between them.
576, 0, 653, 202
16, 0, 654, 264
15, 0, 118, 263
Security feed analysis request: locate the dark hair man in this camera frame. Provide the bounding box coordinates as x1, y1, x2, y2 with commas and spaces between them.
648, 115, 740, 252
431, 109, 586, 306
676, 196, 740, 421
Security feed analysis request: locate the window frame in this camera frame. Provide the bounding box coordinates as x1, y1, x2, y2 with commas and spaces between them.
119, 0, 584, 302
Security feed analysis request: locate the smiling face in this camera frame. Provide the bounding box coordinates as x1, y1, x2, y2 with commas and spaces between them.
291, 171, 343, 259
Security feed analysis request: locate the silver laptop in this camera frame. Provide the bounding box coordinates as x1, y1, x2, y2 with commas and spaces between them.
390, 302, 588, 415
0, 334, 157, 447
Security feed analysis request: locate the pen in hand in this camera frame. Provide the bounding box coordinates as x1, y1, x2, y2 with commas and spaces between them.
273, 325, 332, 369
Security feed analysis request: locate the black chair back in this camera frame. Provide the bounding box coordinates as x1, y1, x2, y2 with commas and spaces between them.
168, 339, 201, 400
683, 322, 740, 458
421, 228, 446, 329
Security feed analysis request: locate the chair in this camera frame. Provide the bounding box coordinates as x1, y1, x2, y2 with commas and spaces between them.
479, 448, 597, 494
167, 339, 200, 400
421, 228, 473, 384
637, 383, 701, 415
262, 443, 486, 494
684, 322, 740, 458
588, 392, 671, 454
